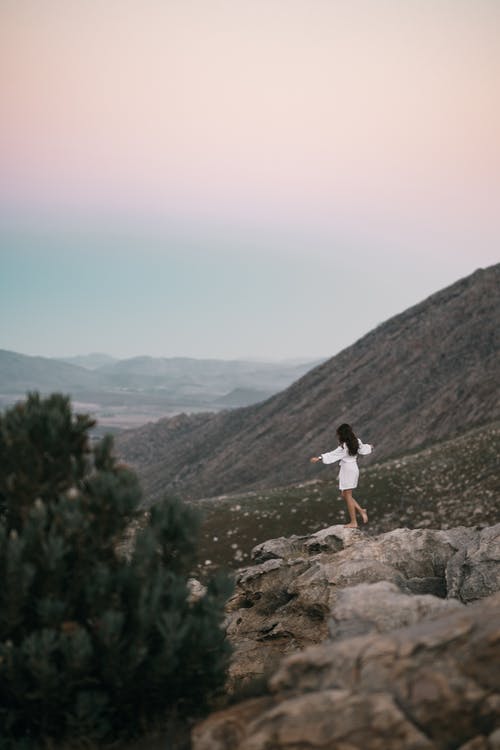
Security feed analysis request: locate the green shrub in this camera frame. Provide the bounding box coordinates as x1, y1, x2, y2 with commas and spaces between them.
0, 393, 232, 746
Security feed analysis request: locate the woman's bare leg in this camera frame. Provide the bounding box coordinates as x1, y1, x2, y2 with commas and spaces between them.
352, 496, 368, 524
342, 490, 358, 527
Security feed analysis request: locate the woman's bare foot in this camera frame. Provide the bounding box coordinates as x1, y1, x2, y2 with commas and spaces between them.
360, 508, 368, 524
344, 522, 358, 528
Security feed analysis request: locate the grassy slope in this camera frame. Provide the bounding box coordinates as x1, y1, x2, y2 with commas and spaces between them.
190, 421, 500, 575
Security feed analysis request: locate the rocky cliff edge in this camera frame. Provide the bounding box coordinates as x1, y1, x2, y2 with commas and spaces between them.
193, 522, 500, 750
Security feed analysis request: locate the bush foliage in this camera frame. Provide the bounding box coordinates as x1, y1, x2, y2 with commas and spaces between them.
0, 393, 232, 746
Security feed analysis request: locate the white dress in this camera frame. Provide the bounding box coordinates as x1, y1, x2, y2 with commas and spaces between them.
320, 439, 373, 490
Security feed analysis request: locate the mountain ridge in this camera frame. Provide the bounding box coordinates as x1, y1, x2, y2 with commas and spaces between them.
0, 349, 103, 392
0, 350, 321, 420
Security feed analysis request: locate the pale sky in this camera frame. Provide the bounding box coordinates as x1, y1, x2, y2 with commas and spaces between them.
1, 1, 499, 360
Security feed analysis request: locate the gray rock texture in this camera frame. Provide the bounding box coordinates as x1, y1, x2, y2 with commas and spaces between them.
328, 580, 464, 640
225, 523, 500, 692
191, 522, 500, 749
194, 590, 500, 750
446, 524, 500, 602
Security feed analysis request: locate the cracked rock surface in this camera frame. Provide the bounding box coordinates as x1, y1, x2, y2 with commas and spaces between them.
225, 523, 499, 691
193, 522, 500, 750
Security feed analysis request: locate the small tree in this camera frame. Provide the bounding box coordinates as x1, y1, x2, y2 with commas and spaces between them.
0, 393, 232, 746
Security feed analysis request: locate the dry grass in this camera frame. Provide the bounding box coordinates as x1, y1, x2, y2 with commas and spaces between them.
190, 421, 500, 576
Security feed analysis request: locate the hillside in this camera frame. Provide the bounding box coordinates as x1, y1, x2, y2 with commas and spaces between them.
116, 263, 500, 501
0, 350, 102, 394
58, 353, 118, 369
190, 420, 499, 574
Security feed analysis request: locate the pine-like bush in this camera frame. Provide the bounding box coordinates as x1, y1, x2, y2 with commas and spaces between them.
0, 393, 232, 746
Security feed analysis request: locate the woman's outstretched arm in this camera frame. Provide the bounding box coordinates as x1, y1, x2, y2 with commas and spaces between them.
357, 439, 373, 455
311, 446, 345, 464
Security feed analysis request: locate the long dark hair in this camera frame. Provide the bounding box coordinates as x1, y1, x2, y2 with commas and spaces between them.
336, 423, 359, 456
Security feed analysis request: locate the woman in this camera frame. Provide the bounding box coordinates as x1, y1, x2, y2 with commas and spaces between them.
310, 423, 373, 528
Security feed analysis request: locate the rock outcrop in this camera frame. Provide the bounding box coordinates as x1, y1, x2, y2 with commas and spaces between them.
194, 592, 500, 750
225, 523, 499, 691
327, 580, 464, 640
193, 522, 500, 750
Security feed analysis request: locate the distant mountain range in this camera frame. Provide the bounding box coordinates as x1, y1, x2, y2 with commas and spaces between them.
115, 263, 500, 502
0, 351, 101, 393
0, 350, 324, 428
58, 353, 119, 370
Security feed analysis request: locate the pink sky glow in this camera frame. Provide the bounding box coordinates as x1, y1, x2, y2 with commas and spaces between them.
1, 0, 499, 259
1, 1, 499, 361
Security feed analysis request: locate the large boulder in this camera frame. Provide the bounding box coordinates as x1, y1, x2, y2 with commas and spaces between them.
193, 592, 500, 750
225, 523, 500, 691
446, 524, 500, 602
328, 580, 464, 640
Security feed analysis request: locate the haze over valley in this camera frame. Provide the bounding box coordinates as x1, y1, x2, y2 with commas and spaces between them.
0, 351, 324, 432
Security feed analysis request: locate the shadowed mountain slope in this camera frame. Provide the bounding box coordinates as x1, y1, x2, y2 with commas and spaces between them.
116, 264, 500, 502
